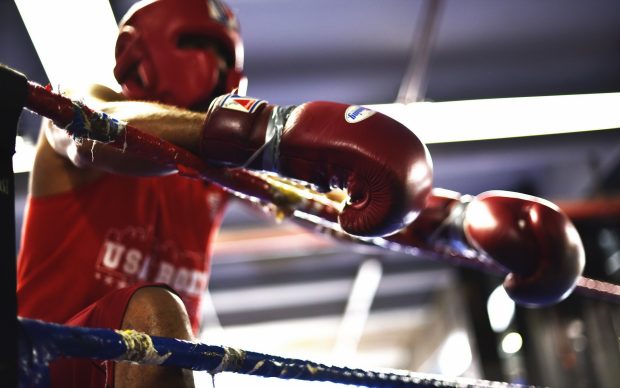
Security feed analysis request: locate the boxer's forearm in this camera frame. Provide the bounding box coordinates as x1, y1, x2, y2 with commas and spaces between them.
45, 99, 206, 175
98, 100, 206, 153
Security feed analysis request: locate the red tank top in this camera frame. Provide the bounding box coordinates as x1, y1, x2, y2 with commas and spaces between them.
17, 173, 228, 332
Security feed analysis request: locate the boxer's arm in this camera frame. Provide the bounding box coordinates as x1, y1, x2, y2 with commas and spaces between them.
33, 84, 207, 196
46, 94, 206, 173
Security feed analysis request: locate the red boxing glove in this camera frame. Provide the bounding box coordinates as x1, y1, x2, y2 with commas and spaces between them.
464, 191, 585, 306
200, 93, 433, 237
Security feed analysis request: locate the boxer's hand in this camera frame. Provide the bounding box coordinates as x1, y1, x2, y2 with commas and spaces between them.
464, 191, 585, 306
200, 93, 433, 237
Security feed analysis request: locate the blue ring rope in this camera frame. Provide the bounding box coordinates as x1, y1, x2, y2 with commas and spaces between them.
19, 317, 529, 388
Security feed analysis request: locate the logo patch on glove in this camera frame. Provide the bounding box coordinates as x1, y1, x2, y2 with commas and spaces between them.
220, 94, 266, 113
345, 106, 376, 124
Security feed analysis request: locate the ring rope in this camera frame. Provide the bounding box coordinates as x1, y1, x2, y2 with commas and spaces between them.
19, 317, 530, 388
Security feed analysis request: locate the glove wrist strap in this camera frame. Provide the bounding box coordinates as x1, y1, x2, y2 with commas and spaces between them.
242, 105, 296, 172
428, 195, 479, 256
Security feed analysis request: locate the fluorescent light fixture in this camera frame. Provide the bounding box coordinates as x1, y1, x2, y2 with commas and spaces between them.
13, 136, 36, 174
15, 0, 121, 92
437, 331, 472, 377
501, 332, 523, 354
368, 92, 620, 144
486, 285, 515, 333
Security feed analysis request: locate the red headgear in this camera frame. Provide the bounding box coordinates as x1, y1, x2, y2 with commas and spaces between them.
113, 0, 246, 109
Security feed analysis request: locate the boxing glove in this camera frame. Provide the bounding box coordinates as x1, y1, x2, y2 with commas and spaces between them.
199, 93, 433, 237
388, 189, 585, 306
464, 191, 585, 306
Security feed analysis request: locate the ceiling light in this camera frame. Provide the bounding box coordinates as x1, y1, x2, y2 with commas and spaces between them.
15, 0, 121, 92
369, 92, 620, 144
486, 285, 515, 333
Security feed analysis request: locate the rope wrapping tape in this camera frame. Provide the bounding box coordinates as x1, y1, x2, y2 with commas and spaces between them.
64, 101, 126, 142
19, 318, 531, 388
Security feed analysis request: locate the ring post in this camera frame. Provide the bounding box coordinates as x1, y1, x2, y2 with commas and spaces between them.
0, 64, 29, 388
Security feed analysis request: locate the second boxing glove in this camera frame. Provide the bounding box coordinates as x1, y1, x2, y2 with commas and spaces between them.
464, 191, 585, 306
200, 93, 433, 238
